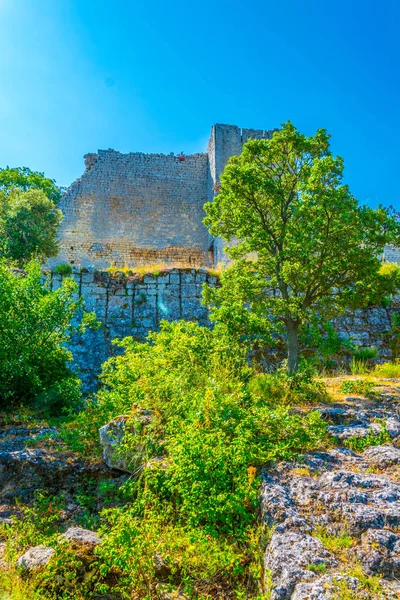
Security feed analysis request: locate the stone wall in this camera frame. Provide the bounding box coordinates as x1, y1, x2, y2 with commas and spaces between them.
49, 267, 400, 393
50, 268, 218, 391
335, 304, 399, 361
49, 123, 281, 271
48, 150, 212, 270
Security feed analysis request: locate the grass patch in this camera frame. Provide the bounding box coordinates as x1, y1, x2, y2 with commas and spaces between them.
331, 563, 386, 599
340, 379, 375, 397
314, 525, 354, 558
374, 361, 400, 378
0, 571, 43, 600
106, 263, 222, 280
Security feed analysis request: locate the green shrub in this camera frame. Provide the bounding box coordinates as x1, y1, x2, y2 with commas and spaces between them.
0, 260, 96, 414
249, 363, 329, 407
53, 262, 72, 275
374, 360, 400, 378
349, 346, 378, 375
340, 379, 375, 397
352, 347, 378, 361
344, 424, 391, 452
0, 188, 62, 266
2, 491, 66, 561
383, 312, 400, 360
63, 321, 328, 598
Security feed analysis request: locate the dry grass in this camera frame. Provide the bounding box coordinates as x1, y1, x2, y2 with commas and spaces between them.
322, 373, 400, 403
106, 262, 223, 279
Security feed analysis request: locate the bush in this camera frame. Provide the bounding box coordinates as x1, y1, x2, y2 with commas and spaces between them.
349, 346, 378, 375
350, 357, 370, 375
0, 260, 95, 414
53, 262, 72, 275
63, 321, 328, 598
374, 361, 400, 378
344, 422, 391, 452
249, 363, 329, 407
383, 312, 400, 360
352, 347, 378, 361
340, 379, 375, 397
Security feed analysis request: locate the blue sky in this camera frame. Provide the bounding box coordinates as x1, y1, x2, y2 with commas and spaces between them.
0, 0, 398, 209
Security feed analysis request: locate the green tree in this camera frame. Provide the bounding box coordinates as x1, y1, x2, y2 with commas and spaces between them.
204, 122, 400, 373
0, 166, 62, 203
0, 189, 62, 265
0, 260, 95, 413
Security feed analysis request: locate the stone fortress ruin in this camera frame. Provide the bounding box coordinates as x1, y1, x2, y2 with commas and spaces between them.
48, 124, 280, 270
48, 123, 400, 389
49, 122, 400, 270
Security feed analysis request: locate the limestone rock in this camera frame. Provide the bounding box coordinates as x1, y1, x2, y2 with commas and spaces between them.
0, 425, 111, 502
99, 412, 152, 472
16, 545, 55, 571
357, 528, 400, 577
386, 417, 400, 438
363, 444, 400, 468
327, 422, 382, 440
291, 574, 360, 599
261, 388, 400, 597
63, 527, 102, 547
264, 532, 337, 599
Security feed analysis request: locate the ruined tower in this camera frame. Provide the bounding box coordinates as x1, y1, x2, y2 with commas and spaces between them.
48, 124, 278, 269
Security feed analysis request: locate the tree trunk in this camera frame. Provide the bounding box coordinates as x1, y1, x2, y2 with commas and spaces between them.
286, 318, 299, 374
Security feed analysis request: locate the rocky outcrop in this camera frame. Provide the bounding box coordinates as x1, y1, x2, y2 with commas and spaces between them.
0, 424, 114, 503
262, 389, 400, 599
265, 532, 337, 599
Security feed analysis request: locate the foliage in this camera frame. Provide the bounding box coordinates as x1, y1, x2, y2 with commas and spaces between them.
331, 564, 387, 599
374, 360, 400, 378
363, 261, 400, 309
302, 322, 341, 359
0, 492, 109, 600
203, 122, 400, 373
350, 357, 370, 375
63, 320, 327, 597
53, 262, 73, 275
0, 571, 44, 600
3, 491, 65, 560
248, 363, 329, 406
343, 424, 391, 452
0, 166, 62, 203
352, 346, 378, 361
340, 379, 375, 397
0, 189, 62, 265
0, 260, 96, 414
348, 346, 377, 375
313, 526, 354, 555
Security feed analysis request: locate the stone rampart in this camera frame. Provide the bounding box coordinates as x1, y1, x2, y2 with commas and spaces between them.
48, 267, 400, 392
50, 268, 217, 391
